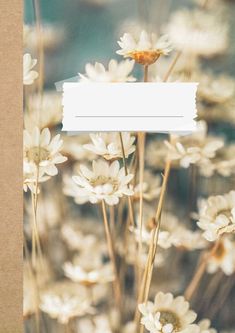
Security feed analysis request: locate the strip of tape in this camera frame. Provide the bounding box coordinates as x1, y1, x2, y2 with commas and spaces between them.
61, 82, 198, 133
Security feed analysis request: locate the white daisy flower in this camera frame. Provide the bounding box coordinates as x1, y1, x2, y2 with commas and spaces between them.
139, 292, 198, 333
23, 161, 50, 193
40, 281, 93, 324
64, 261, 114, 286
71, 160, 134, 206
61, 135, 96, 162
77, 315, 113, 333
24, 127, 67, 177
198, 144, 235, 178
197, 319, 217, 333
24, 24, 64, 51
197, 191, 235, 241
24, 92, 62, 130
63, 173, 92, 204
166, 9, 228, 58
207, 237, 235, 276
23, 53, 38, 85
83, 132, 136, 160
117, 232, 165, 269
117, 31, 172, 65
63, 232, 113, 286
133, 210, 206, 251
79, 59, 136, 82
165, 121, 224, 168
197, 72, 235, 105
61, 222, 103, 251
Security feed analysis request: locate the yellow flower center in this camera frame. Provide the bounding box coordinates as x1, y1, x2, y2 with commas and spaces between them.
90, 176, 119, 191
214, 241, 226, 260
159, 310, 181, 331
217, 209, 231, 219
27, 147, 50, 164
128, 50, 161, 65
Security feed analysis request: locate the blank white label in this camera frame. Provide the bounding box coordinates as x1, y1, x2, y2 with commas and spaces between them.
62, 82, 198, 132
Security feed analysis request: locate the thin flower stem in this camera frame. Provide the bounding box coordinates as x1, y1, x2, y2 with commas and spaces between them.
32, 0, 45, 218
184, 253, 207, 301
134, 233, 156, 333
134, 157, 171, 328
143, 222, 160, 301
34, 299, 41, 333
119, 132, 135, 227
134, 65, 148, 296
64, 322, 72, 333
118, 132, 135, 303
163, 51, 182, 82
137, 132, 146, 292
184, 240, 220, 301
144, 65, 149, 82
109, 206, 115, 238
101, 200, 121, 307
24, 245, 41, 333
30, 192, 37, 266
31, 191, 44, 269
33, 0, 44, 95
34, 165, 40, 212
154, 159, 171, 222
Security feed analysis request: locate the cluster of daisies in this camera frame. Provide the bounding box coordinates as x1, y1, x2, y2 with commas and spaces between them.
24, 0, 235, 332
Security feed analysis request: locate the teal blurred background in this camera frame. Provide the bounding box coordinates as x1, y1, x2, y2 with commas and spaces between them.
24, 0, 235, 88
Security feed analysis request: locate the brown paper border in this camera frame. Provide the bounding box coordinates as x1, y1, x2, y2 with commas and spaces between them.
0, 1, 22, 332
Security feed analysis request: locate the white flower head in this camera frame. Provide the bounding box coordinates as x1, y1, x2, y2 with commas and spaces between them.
61, 222, 103, 251
84, 132, 136, 160
79, 59, 136, 82
24, 127, 67, 178
197, 191, 235, 241
198, 144, 235, 178
24, 92, 62, 130
63, 261, 114, 286
133, 210, 206, 251
61, 134, 95, 162
197, 72, 235, 105
166, 9, 228, 58
23, 53, 38, 85
71, 160, 134, 205
40, 282, 93, 324
117, 31, 172, 65
63, 174, 91, 204
24, 24, 64, 51
23, 161, 50, 193
197, 319, 217, 333
165, 121, 224, 168
77, 314, 113, 333
139, 292, 198, 333
207, 237, 235, 275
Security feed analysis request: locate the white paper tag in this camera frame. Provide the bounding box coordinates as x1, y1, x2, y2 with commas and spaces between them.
62, 82, 198, 132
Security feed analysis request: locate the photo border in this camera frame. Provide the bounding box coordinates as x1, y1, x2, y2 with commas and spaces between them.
0, 1, 22, 332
